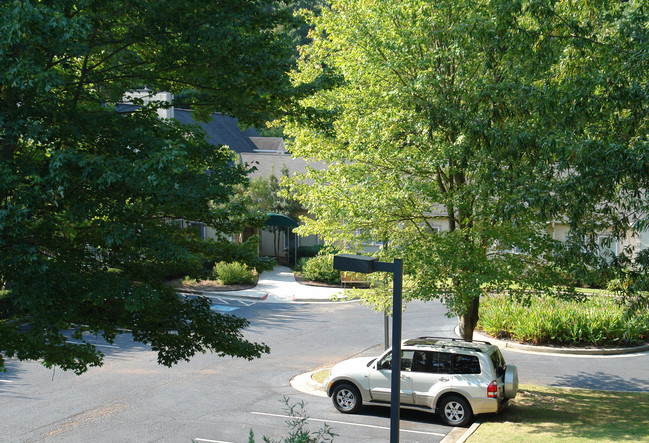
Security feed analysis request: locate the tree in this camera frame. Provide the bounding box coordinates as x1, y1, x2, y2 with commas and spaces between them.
236, 165, 304, 256
0, 0, 300, 373
285, 0, 649, 339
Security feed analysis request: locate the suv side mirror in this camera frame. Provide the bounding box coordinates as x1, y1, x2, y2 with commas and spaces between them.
377, 355, 392, 370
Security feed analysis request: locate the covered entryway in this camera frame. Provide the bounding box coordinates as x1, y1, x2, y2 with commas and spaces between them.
261, 212, 299, 266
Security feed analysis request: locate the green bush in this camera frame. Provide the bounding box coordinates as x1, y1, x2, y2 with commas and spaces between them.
478, 294, 649, 346
301, 255, 340, 285
124, 256, 205, 282
212, 261, 257, 285
200, 236, 276, 274
295, 257, 309, 272
296, 244, 326, 259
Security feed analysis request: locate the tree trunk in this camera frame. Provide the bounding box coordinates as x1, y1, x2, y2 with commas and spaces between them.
458, 296, 480, 341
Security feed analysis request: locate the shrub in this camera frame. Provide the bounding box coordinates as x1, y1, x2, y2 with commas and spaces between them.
295, 257, 309, 272
124, 256, 205, 282
478, 294, 649, 346
200, 236, 276, 274
296, 244, 326, 259
301, 255, 340, 285
212, 261, 257, 285
248, 397, 336, 443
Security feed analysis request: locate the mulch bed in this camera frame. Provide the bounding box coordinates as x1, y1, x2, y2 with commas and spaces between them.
167, 278, 256, 292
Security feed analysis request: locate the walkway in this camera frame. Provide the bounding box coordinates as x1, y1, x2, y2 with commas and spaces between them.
177, 265, 351, 303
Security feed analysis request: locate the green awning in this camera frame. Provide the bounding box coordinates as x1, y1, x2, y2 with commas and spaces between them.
265, 212, 298, 228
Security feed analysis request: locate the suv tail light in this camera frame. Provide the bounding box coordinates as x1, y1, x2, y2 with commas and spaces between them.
487, 380, 498, 398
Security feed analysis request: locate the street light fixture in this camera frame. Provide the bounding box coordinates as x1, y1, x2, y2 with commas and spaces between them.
333, 254, 403, 443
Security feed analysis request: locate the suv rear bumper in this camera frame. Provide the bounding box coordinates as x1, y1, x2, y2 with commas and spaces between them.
470, 396, 510, 414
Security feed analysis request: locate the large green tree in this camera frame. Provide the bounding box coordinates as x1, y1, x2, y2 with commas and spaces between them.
0, 0, 300, 373
285, 0, 649, 339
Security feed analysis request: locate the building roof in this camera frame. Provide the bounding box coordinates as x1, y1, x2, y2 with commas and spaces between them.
173, 109, 261, 154
116, 99, 324, 179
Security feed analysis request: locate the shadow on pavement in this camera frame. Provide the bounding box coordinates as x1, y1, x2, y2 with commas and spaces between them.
552, 371, 649, 392
244, 302, 353, 332
360, 404, 445, 426
0, 360, 30, 399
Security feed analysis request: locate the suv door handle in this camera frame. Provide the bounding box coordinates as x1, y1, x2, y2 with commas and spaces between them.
401, 375, 411, 380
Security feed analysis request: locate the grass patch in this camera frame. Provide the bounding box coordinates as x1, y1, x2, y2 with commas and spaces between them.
469, 385, 649, 442
311, 368, 331, 384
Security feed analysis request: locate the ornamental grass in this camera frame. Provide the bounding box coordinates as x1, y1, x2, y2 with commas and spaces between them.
478, 294, 649, 346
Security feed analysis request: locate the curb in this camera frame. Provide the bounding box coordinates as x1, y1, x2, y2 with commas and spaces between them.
177, 288, 359, 303
440, 421, 481, 443
178, 289, 265, 300
470, 329, 649, 356
290, 370, 327, 398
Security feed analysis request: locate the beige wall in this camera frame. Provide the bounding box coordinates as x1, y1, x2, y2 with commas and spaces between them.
547, 221, 649, 256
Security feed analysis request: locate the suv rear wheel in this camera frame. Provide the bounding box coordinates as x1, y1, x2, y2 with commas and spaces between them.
332, 383, 362, 413
438, 395, 473, 427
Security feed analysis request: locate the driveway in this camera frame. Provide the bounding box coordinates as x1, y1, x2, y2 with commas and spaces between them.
2, 267, 648, 443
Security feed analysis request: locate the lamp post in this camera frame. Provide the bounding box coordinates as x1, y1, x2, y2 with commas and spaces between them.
333, 254, 403, 443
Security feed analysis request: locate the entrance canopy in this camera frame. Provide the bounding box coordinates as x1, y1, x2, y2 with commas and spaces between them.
265, 212, 298, 228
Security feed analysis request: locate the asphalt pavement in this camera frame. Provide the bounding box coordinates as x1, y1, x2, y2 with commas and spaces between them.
3, 267, 648, 442
209, 265, 649, 442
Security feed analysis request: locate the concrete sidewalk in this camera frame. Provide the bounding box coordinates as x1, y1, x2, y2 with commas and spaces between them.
177, 265, 353, 303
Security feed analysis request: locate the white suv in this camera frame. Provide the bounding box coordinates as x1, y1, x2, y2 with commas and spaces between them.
324, 337, 518, 426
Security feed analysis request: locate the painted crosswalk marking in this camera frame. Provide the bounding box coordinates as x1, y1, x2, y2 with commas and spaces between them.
209, 305, 240, 312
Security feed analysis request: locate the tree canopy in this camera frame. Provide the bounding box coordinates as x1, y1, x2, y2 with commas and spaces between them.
0, 0, 300, 373
285, 0, 649, 338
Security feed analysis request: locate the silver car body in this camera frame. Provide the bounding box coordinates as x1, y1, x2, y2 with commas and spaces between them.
324, 337, 518, 423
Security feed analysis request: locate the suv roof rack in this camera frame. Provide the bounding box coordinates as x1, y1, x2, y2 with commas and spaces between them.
403, 336, 492, 348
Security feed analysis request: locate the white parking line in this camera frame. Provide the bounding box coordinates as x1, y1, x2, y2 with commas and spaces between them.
0, 379, 13, 383
215, 297, 256, 307
250, 411, 446, 437
210, 305, 240, 313
193, 439, 235, 443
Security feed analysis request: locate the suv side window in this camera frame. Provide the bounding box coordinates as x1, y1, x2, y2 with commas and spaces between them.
412, 351, 452, 374
378, 350, 415, 371
490, 349, 506, 377
452, 354, 481, 374
438, 352, 452, 373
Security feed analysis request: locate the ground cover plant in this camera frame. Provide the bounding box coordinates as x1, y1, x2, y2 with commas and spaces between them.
478, 294, 649, 346
469, 385, 649, 443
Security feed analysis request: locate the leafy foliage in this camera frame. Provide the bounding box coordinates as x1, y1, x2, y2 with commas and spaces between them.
212, 262, 257, 285
238, 166, 304, 220
0, 0, 298, 372
195, 236, 277, 275
248, 397, 337, 443
285, 0, 649, 339
301, 255, 340, 285
479, 294, 649, 346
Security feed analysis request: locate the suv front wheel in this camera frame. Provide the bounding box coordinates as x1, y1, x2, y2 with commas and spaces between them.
438, 395, 473, 427
332, 383, 362, 413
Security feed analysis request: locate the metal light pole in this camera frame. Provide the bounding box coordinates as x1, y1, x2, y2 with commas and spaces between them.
333, 254, 403, 443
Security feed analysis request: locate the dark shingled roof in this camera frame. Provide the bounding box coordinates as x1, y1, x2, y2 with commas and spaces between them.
115, 104, 261, 154
114, 103, 324, 179
173, 109, 261, 154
